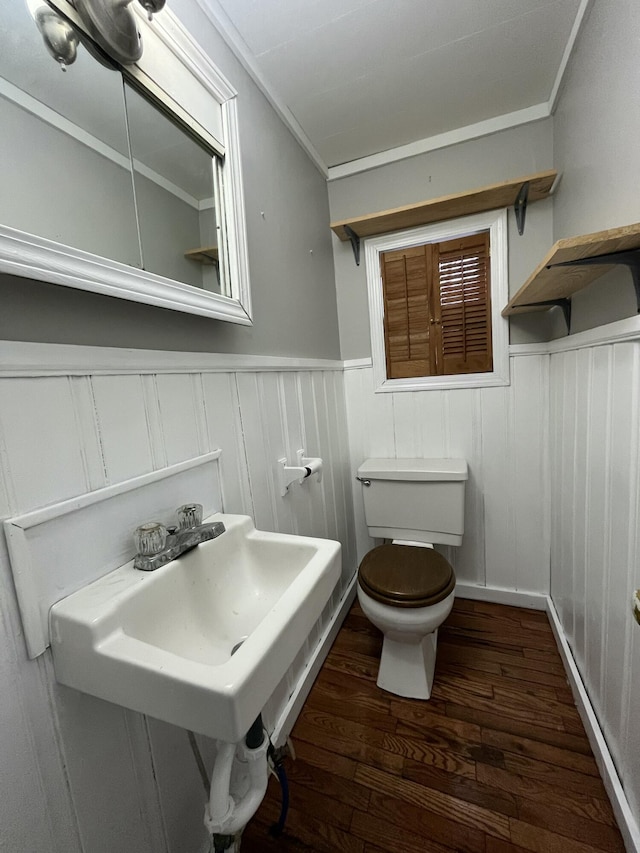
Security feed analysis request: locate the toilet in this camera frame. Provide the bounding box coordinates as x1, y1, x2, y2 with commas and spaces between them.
356, 458, 468, 699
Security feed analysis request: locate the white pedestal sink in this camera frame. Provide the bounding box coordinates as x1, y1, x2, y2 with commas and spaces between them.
50, 514, 341, 743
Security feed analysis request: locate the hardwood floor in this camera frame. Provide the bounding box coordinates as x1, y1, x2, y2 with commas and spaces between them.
242, 598, 625, 852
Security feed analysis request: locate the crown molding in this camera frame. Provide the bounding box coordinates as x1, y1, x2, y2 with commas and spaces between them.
327, 104, 551, 181
172, 0, 590, 182
191, 0, 328, 178
548, 0, 595, 112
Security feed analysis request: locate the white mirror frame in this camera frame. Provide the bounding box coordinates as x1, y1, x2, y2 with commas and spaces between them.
0, 3, 252, 325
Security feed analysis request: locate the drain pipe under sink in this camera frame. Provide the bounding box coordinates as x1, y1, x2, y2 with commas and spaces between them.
204, 715, 269, 844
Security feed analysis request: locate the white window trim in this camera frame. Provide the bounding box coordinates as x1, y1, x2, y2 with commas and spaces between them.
0, 4, 252, 325
365, 209, 509, 392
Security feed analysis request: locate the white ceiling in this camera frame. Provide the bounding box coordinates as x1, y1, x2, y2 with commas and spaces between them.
206, 0, 585, 173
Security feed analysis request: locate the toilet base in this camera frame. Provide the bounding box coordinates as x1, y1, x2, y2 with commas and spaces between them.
377, 630, 438, 699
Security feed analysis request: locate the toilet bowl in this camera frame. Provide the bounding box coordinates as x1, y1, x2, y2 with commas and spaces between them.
356, 458, 467, 700
357, 543, 455, 699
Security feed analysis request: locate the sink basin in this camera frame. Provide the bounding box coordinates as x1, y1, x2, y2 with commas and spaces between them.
50, 514, 341, 742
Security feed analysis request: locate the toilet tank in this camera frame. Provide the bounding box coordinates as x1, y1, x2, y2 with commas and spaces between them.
358, 458, 468, 546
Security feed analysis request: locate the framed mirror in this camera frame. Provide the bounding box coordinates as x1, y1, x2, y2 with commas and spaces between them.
123, 81, 225, 294
0, 1, 141, 267
0, 0, 252, 324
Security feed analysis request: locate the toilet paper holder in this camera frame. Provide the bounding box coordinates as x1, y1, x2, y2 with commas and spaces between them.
278, 450, 323, 496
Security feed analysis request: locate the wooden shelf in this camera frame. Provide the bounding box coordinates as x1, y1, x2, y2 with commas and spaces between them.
330, 170, 557, 242
184, 246, 219, 265
502, 222, 640, 317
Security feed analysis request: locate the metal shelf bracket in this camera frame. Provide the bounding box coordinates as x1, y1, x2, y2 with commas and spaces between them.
547, 249, 640, 314
519, 298, 572, 332
343, 225, 361, 266
514, 181, 529, 236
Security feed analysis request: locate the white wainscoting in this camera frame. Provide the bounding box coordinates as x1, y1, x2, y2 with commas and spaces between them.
343, 351, 550, 595
3, 330, 640, 851
548, 333, 640, 829
345, 334, 640, 847
0, 342, 355, 853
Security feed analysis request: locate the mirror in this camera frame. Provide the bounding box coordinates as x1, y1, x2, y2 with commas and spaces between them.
0, 1, 141, 267
124, 82, 224, 295
0, 0, 250, 323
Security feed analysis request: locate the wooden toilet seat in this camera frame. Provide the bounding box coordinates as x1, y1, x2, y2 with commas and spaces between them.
358, 544, 455, 608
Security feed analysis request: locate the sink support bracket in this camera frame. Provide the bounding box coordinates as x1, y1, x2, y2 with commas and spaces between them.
344, 225, 361, 266
547, 249, 640, 314
514, 181, 529, 236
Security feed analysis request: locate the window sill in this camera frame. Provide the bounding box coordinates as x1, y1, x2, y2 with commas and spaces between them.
374, 371, 510, 393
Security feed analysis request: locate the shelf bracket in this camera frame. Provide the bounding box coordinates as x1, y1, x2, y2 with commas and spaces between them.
518, 298, 572, 332
514, 181, 529, 236
343, 225, 361, 266
547, 249, 640, 314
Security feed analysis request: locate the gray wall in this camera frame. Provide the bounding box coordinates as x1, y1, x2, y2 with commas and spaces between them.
0, 94, 140, 268
135, 172, 204, 289
0, 0, 341, 360
1, 92, 223, 291
328, 119, 556, 360
552, 0, 640, 334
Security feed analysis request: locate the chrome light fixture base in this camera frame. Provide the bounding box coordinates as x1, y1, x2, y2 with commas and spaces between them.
74, 0, 142, 65
27, 0, 167, 69
29, 3, 80, 69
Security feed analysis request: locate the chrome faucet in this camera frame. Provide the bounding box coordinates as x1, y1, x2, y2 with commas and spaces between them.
133, 503, 225, 571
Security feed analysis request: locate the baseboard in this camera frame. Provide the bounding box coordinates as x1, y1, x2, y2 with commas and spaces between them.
270, 574, 357, 747
455, 583, 548, 611
545, 599, 640, 853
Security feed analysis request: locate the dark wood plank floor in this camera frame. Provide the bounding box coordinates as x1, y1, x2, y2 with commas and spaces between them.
242, 598, 624, 852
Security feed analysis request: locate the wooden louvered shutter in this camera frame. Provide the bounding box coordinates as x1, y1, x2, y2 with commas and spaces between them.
380, 244, 435, 379
433, 232, 492, 375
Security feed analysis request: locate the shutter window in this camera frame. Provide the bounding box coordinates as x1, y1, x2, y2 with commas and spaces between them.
381, 244, 434, 379
380, 230, 492, 380
435, 232, 492, 375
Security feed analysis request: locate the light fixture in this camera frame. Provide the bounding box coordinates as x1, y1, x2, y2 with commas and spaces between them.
25, 0, 79, 70
140, 0, 166, 22
24, 0, 45, 18
26, 0, 167, 69
74, 0, 168, 64
74, 0, 142, 64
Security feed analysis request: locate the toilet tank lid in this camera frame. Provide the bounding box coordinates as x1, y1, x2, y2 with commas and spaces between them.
358, 458, 468, 481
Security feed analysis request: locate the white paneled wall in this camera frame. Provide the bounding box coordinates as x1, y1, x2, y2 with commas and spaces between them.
0, 343, 355, 853
4, 332, 640, 851
549, 337, 640, 821
345, 336, 640, 840
344, 352, 550, 595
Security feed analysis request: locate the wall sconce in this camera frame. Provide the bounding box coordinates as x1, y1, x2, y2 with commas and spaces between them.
26, 0, 167, 69
25, 0, 79, 70
140, 0, 166, 22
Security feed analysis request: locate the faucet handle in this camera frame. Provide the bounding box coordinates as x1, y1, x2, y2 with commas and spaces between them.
134, 521, 167, 556
176, 503, 203, 530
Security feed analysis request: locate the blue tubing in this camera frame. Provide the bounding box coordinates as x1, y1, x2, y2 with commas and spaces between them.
269, 763, 289, 838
